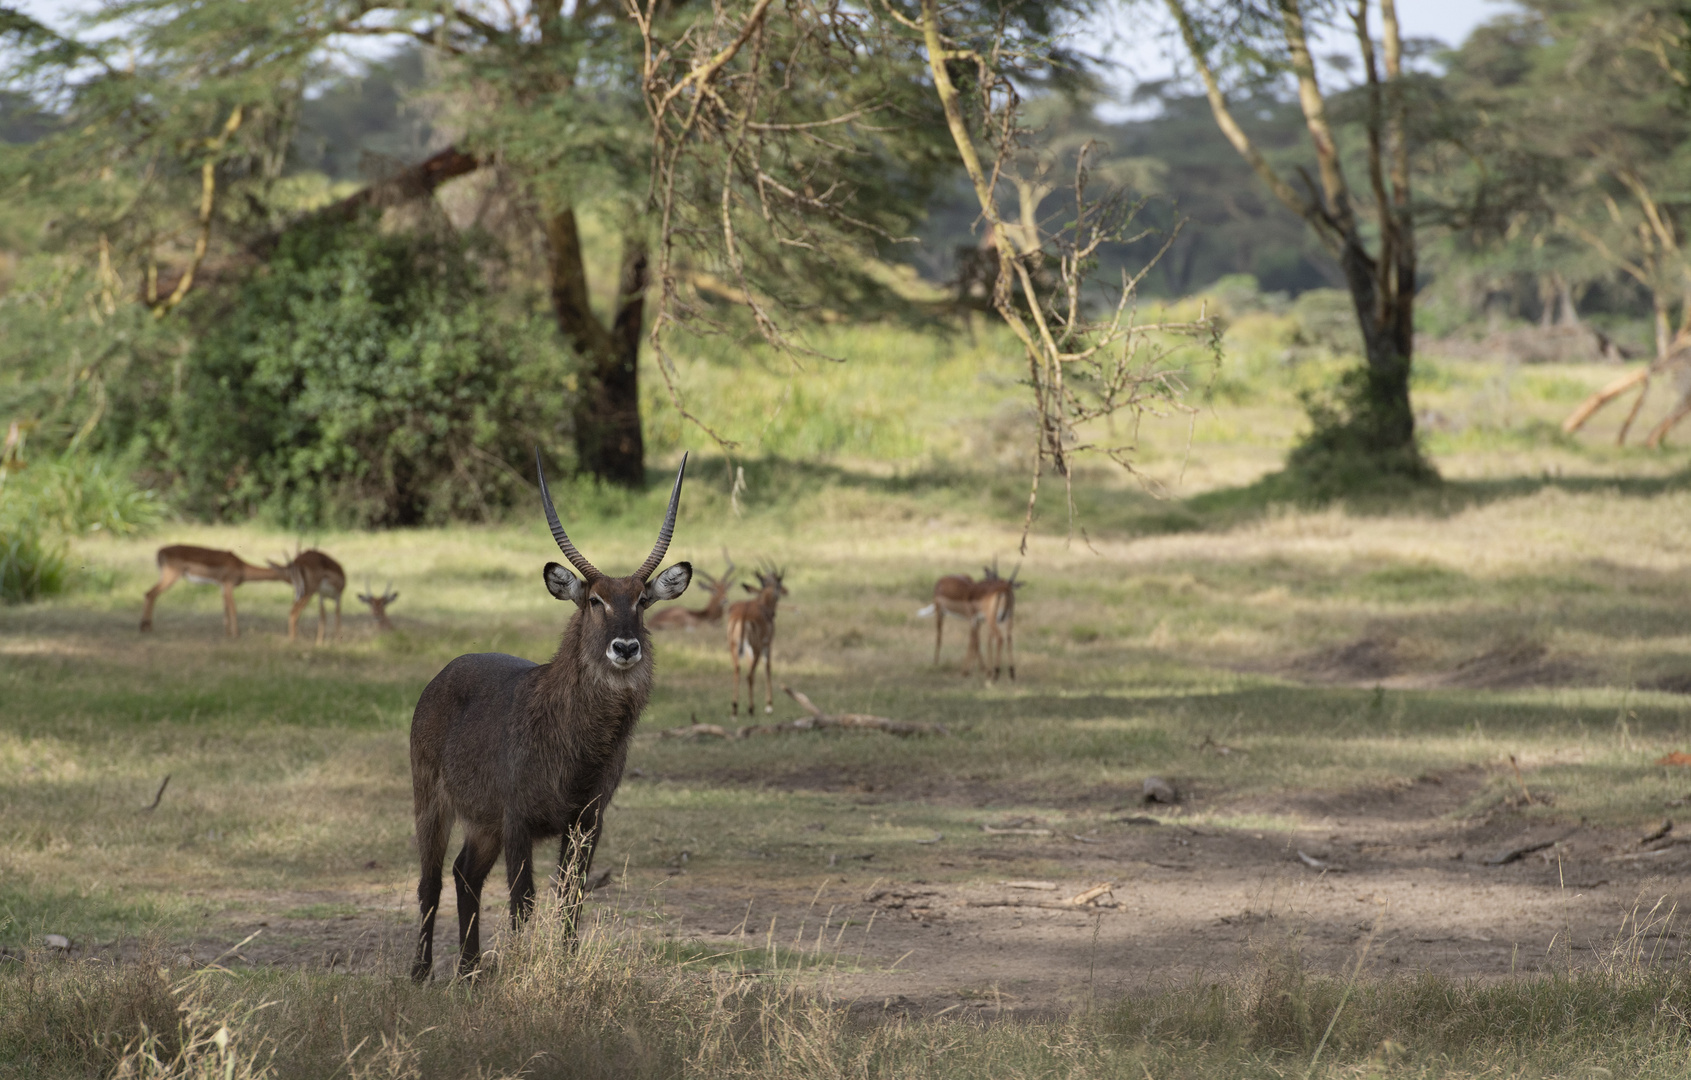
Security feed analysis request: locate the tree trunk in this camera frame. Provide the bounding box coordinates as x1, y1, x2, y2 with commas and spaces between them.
1337, 236, 1418, 456
544, 209, 647, 487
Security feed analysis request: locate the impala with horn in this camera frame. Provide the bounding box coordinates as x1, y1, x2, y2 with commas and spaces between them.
727, 562, 788, 716
408, 450, 692, 981
357, 580, 399, 631
648, 549, 735, 631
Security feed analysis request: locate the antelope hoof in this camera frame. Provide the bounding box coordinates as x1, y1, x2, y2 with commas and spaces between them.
410, 960, 432, 983
764, 704, 773, 714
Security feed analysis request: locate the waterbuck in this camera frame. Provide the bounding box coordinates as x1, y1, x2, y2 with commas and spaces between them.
409, 451, 692, 981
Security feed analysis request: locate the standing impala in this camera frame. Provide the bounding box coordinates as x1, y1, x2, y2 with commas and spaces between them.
648, 550, 735, 631
271, 548, 346, 644
139, 545, 291, 638
409, 451, 691, 981
727, 564, 787, 716
918, 562, 1021, 679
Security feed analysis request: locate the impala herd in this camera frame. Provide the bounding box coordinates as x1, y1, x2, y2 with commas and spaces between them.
131, 452, 1030, 980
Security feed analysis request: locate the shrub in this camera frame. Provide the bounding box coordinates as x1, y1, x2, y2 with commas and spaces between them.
174, 216, 565, 529
0, 518, 67, 604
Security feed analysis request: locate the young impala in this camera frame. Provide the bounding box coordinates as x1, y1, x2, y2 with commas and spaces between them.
271, 548, 347, 644
357, 580, 399, 631
727, 564, 788, 716
139, 545, 291, 638
648, 551, 735, 631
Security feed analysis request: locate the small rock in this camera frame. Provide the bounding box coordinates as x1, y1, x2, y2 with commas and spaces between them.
43, 934, 70, 951
1143, 776, 1179, 804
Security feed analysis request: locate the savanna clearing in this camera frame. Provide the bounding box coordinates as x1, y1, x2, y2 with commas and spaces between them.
9, 334, 1691, 1076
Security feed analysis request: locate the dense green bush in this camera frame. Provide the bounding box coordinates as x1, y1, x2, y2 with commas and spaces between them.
175, 216, 566, 528
0, 518, 67, 603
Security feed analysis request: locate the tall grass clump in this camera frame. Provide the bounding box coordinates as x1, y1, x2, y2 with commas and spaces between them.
11, 912, 1691, 1079
0, 452, 162, 603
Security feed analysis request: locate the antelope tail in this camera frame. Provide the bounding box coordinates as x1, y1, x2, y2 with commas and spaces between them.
916, 604, 936, 618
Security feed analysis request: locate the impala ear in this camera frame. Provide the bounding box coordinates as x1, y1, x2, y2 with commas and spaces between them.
743, 583, 759, 593
544, 562, 586, 604
645, 562, 692, 604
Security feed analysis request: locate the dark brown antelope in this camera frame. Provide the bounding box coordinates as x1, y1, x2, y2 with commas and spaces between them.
357, 580, 399, 631
726, 564, 787, 716
139, 545, 291, 638
409, 451, 691, 981
271, 548, 346, 644
648, 550, 735, 631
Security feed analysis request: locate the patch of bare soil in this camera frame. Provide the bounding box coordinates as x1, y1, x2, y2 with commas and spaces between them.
1291, 634, 1402, 682
42, 769, 1685, 1020
1424, 639, 1584, 690
1286, 635, 1584, 691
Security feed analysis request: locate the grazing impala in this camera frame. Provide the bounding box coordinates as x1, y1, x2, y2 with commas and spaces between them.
409, 450, 691, 980
271, 548, 346, 644
727, 564, 788, 716
648, 550, 735, 631
139, 545, 291, 638
357, 581, 399, 631
918, 562, 1021, 679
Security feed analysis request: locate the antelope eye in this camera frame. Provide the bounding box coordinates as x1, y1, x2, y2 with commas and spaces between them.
588, 596, 606, 609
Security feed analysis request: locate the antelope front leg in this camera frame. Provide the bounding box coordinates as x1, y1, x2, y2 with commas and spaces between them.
762, 646, 775, 714
932, 607, 944, 664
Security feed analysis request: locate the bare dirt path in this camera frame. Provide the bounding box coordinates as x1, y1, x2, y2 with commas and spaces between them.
159, 768, 1691, 1017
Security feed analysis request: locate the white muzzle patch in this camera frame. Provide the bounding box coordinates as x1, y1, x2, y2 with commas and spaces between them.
606, 638, 642, 670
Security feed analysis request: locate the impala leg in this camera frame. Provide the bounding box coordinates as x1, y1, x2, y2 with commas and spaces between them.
1006, 618, 1016, 680
933, 607, 944, 664
963, 617, 982, 676
413, 800, 452, 982
287, 593, 311, 643
730, 632, 744, 717
332, 594, 342, 641
763, 642, 775, 714
140, 565, 183, 631
452, 832, 499, 977
221, 582, 239, 638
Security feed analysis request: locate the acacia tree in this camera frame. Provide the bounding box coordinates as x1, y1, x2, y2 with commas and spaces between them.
3, 0, 953, 489
1454, 1, 1691, 445
1162, 0, 1432, 489
634, 0, 1217, 539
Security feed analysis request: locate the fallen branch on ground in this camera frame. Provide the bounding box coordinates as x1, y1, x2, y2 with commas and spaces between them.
1483, 828, 1579, 866
660, 690, 948, 739
967, 882, 1120, 910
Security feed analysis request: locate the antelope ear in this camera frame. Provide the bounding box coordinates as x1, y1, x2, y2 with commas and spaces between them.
644, 562, 692, 604
743, 583, 758, 593
544, 562, 586, 604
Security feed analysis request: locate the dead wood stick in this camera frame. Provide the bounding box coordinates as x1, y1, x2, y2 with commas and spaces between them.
1564, 366, 1650, 433
981, 825, 1052, 837
661, 724, 732, 740
142, 774, 171, 812
1509, 755, 1534, 805
1483, 827, 1579, 866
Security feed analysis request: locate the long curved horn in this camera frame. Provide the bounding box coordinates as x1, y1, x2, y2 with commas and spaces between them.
636, 452, 689, 581
535, 448, 601, 581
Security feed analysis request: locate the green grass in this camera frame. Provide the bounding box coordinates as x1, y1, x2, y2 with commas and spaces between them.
9, 311, 1691, 1075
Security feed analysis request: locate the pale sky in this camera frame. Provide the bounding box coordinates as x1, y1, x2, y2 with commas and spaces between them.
14, 0, 1519, 103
